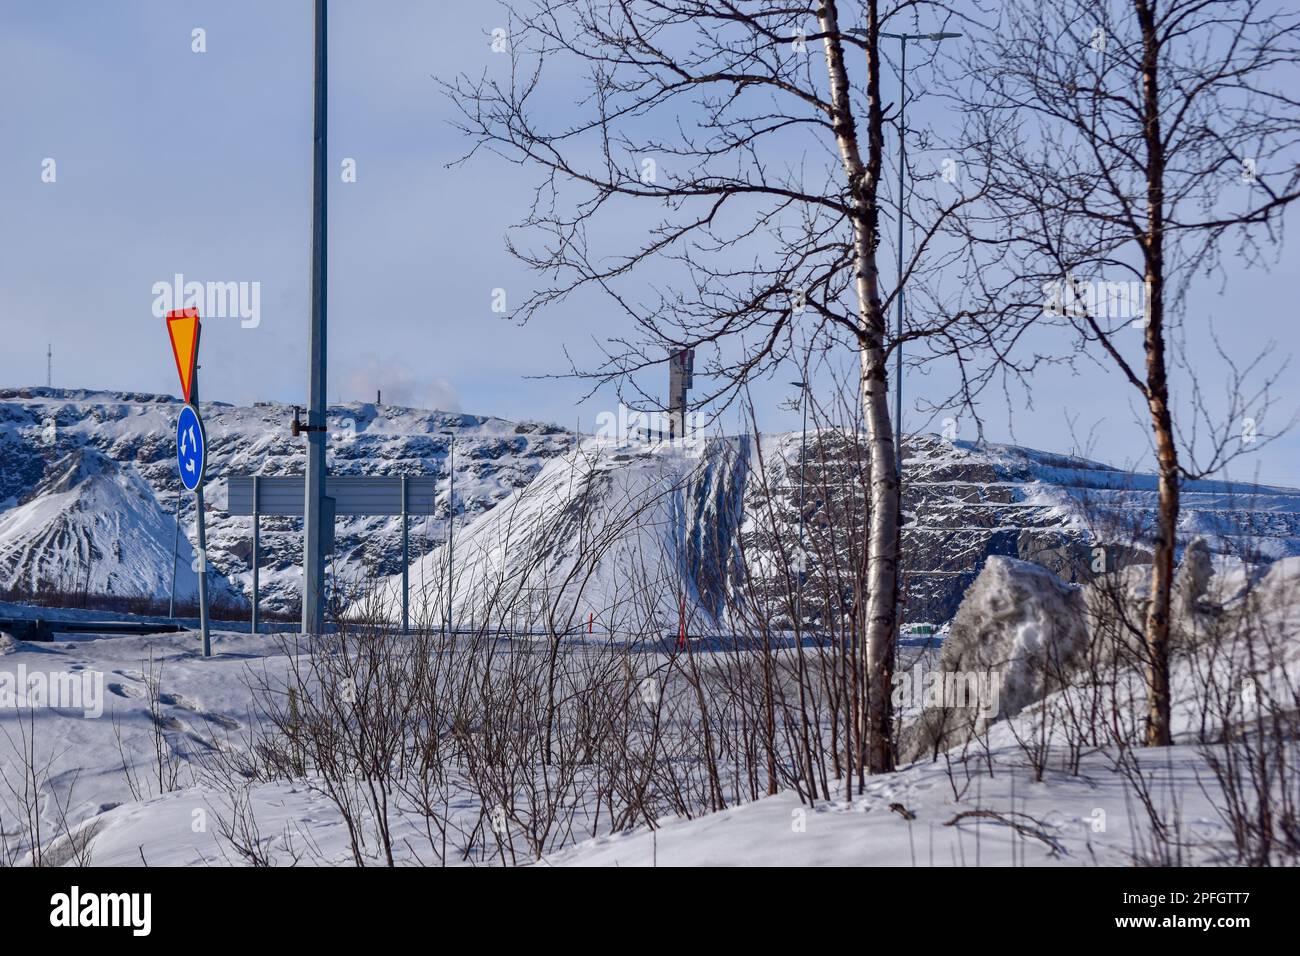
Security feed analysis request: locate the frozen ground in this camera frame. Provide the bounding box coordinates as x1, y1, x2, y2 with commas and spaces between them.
542, 746, 1222, 867
76, 741, 1229, 867
2, 563, 1294, 867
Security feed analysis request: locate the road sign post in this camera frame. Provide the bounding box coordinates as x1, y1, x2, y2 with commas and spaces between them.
251, 475, 260, 635
169, 494, 180, 618
167, 308, 212, 657
228, 474, 436, 629
189, 405, 212, 659
401, 475, 409, 634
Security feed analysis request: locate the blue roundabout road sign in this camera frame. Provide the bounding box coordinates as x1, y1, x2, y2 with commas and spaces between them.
176, 404, 207, 492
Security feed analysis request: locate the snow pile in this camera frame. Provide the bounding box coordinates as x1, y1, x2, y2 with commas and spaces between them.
0, 448, 212, 600
938, 556, 1089, 717
905, 539, 1233, 762
372, 436, 751, 631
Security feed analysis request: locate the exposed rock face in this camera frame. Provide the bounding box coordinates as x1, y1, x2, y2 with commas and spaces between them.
897, 436, 1300, 622
739, 431, 1300, 629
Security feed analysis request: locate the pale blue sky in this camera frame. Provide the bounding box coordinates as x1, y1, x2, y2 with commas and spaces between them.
1, 1, 1296, 485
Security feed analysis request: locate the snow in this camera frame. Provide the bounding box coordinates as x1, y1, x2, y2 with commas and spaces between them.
0, 448, 212, 600
2, 390, 1299, 867
0, 622, 1255, 867
931, 555, 1090, 718
539, 746, 1219, 867
2, 551, 1293, 867
369, 435, 751, 631
0, 388, 576, 613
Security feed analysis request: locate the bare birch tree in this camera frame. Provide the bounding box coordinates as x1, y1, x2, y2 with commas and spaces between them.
953, 0, 1300, 745
445, 0, 996, 773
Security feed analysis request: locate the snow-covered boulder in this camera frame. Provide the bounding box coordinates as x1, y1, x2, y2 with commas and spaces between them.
1174, 537, 1213, 616
941, 557, 1089, 714
1083, 537, 1221, 655
901, 556, 1088, 760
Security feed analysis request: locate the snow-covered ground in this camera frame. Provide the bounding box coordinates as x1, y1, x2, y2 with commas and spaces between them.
3, 390, 1298, 868
75, 740, 1228, 867
541, 746, 1221, 867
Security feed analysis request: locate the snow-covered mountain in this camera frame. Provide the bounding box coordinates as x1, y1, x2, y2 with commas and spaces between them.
899, 435, 1300, 620
0, 388, 575, 614
387, 435, 750, 631
0, 446, 212, 600
2, 387, 1298, 626
381, 428, 1300, 631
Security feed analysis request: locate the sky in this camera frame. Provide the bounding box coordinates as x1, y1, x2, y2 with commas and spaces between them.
1, 1, 1296, 485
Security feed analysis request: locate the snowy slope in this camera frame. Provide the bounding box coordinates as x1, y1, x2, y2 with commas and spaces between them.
8, 556, 1293, 867
0, 388, 575, 612
382, 435, 750, 632
0, 448, 210, 600
544, 556, 1300, 867
3, 387, 1297, 627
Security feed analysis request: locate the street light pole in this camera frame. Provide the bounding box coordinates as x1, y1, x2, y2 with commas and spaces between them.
448, 441, 455, 635
303, 0, 328, 634
880, 30, 960, 487
790, 380, 810, 628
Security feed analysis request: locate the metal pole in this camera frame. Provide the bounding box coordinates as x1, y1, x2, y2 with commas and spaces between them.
895, 35, 906, 487
169, 493, 179, 618
251, 475, 260, 635
303, 0, 328, 634
194, 495, 211, 656
191, 360, 211, 658
796, 384, 808, 628
401, 475, 409, 634
446, 442, 455, 635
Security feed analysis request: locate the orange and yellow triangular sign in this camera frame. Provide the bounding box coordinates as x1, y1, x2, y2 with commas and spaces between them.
166, 308, 201, 403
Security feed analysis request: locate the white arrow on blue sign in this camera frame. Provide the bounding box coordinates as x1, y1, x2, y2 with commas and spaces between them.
176, 404, 207, 492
